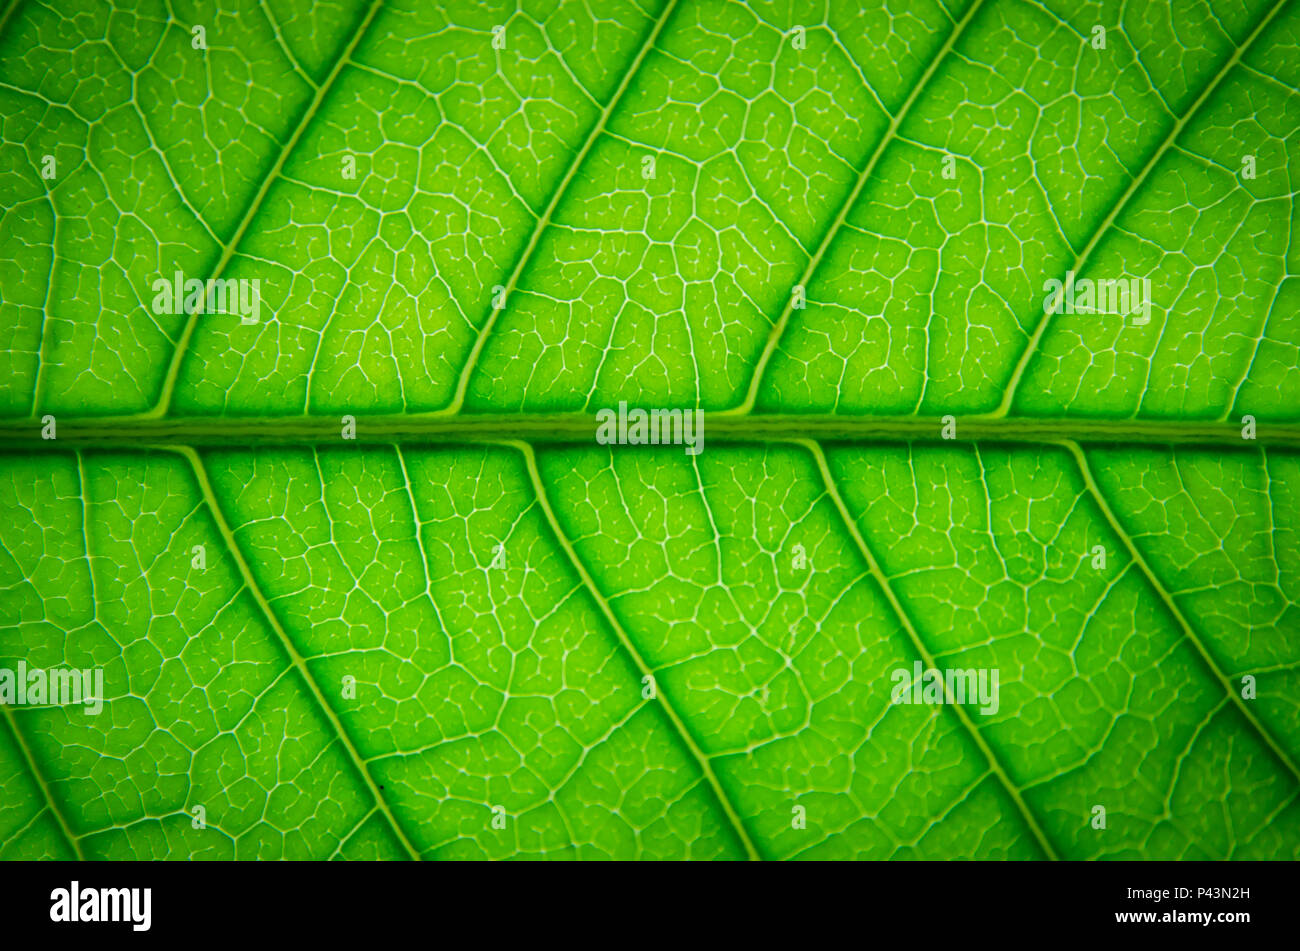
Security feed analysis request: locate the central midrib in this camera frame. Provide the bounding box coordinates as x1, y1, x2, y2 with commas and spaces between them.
5, 414, 1297, 449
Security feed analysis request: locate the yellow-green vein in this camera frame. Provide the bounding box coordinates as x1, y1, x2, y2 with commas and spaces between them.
800, 437, 1061, 860
995, 0, 1294, 416
0, 706, 84, 859
729, 0, 989, 416
1065, 439, 1300, 787
508, 438, 762, 860
174, 445, 423, 860
145, 0, 387, 420
441, 0, 682, 416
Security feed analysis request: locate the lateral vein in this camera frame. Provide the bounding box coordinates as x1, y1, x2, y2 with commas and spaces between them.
730, 0, 989, 415
0, 706, 85, 859
995, 0, 1293, 416
176, 445, 424, 860
145, 0, 387, 420
508, 439, 763, 860
441, 0, 682, 416
800, 437, 1061, 860
1065, 440, 1300, 787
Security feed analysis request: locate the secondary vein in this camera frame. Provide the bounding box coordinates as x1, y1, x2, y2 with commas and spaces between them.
801, 437, 1061, 860
729, 0, 989, 416
1065, 440, 1300, 788
145, 0, 387, 420
440, 0, 683, 416
177, 445, 424, 861
994, 0, 1294, 416
508, 438, 763, 860
0, 706, 85, 859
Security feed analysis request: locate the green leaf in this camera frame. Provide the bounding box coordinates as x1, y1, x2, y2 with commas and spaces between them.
1, 0, 1297, 860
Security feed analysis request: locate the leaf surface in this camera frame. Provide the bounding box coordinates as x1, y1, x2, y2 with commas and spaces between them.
1, 0, 1298, 859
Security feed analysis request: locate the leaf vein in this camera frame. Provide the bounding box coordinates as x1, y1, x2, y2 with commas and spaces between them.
995, 0, 1294, 416
0, 708, 83, 859
442, 0, 683, 416
730, 0, 989, 415
1065, 440, 1300, 787
145, 0, 388, 419
508, 438, 763, 860
800, 437, 1061, 860
176, 445, 423, 860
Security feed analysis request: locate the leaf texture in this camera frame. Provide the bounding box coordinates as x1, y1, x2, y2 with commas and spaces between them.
1, 0, 1298, 860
